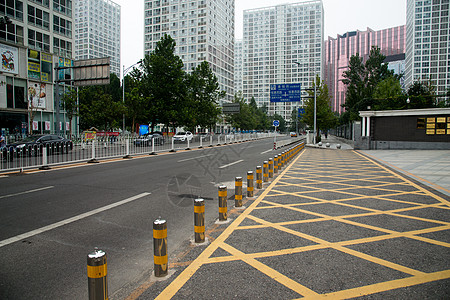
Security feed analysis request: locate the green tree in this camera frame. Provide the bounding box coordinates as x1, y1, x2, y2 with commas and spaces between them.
124, 67, 148, 133
341, 46, 394, 121
186, 61, 224, 131
372, 75, 405, 110
141, 34, 187, 131
61, 87, 78, 136
304, 75, 337, 140
407, 80, 436, 109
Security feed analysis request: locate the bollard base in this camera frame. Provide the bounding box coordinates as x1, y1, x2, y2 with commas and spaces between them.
123, 155, 132, 159
149, 152, 157, 155
88, 159, 99, 163
39, 165, 51, 170
215, 218, 232, 225
190, 237, 210, 246
170, 149, 176, 153
234, 205, 246, 210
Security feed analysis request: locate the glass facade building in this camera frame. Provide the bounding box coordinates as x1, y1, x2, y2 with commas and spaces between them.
405, 0, 449, 97
74, 0, 121, 76
143, 0, 235, 102
242, 1, 323, 122
0, 0, 76, 135
324, 26, 406, 113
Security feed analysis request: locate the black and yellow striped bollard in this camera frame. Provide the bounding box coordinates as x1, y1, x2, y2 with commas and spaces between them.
218, 185, 227, 221
247, 171, 254, 197
194, 199, 205, 243
263, 161, 269, 183
256, 166, 263, 189
235, 177, 243, 208
278, 153, 282, 170
87, 248, 108, 300
274, 155, 278, 174
153, 218, 168, 277
268, 158, 274, 179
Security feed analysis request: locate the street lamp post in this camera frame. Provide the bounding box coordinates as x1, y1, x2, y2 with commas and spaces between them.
122, 60, 142, 134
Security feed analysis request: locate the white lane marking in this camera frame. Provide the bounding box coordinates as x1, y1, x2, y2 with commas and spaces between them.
178, 154, 213, 162
219, 159, 244, 169
0, 186, 54, 200
0, 192, 151, 248
260, 149, 273, 154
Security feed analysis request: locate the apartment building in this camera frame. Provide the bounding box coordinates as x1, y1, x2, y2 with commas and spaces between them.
143, 0, 234, 102
242, 0, 323, 122
405, 0, 449, 98
74, 0, 121, 76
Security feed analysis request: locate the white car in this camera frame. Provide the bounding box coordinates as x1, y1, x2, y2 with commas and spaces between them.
173, 131, 193, 143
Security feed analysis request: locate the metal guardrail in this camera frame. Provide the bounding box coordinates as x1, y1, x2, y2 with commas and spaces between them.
0, 133, 276, 173
275, 136, 306, 149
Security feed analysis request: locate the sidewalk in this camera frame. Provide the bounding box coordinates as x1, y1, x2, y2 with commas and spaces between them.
131, 144, 450, 299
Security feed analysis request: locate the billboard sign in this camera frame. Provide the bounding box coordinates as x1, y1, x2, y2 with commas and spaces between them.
73, 57, 110, 86
270, 83, 301, 102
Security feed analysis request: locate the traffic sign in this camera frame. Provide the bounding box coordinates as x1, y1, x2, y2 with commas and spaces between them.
270, 83, 301, 102
298, 108, 305, 118
273, 120, 280, 127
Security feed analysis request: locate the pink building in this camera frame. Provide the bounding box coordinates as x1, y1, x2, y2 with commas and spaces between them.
324, 26, 406, 113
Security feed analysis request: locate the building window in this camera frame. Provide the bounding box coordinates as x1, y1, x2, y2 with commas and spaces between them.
30, 0, 50, 8
53, 15, 72, 38
0, 0, 24, 21
53, 37, 72, 58
53, 0, 72, 17
28, 5, 50, 30
0, 22, 24, 44
28, 29, 50, 52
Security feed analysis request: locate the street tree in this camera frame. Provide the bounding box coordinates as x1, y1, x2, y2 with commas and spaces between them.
341, 46, 394, 122
186, 61, 224, 131
61, 87, 78, 136
304, 75, 337, 141
407, 80, 436, 109
372, 75, 405, 110
141, 34, 187, 131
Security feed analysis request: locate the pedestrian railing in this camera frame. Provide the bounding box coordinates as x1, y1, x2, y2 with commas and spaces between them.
0, 132, 275, 173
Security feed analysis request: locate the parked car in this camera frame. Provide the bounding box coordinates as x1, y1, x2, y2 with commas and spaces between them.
7, 134, 73, 156
290, 132, 297, 137
173, 131, 193, 143
134, 132, 165, 146
199, 132, 213, 141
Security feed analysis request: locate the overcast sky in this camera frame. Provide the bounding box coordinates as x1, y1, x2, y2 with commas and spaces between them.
114, 0, 407, 76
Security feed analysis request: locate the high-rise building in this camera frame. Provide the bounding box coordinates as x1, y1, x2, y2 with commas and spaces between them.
234, 39, 243, 94
324, 26, 406, 113
0, 0, 75, 135
242, 1, 323, 122
74, 0, 121, 76
143, 0, 234, 102
405, 0, 449, 97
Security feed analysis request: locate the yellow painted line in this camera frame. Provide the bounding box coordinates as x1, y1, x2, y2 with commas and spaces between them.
360, 151, 450, 196
220, 242, 319, 297
154, 150, 307, 300
355, 151, 450, 207
300, 270, 450, 300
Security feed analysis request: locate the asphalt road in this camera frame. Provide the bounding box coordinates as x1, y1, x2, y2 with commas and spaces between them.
0, 137, 294, 299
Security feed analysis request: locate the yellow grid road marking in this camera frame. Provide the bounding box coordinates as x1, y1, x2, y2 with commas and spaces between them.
154, 148, 450, 299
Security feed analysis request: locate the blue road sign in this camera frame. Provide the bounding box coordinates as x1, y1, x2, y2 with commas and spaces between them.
273, 120, 280, 127
298, 108, 305, 118
270, 83, 302, 102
